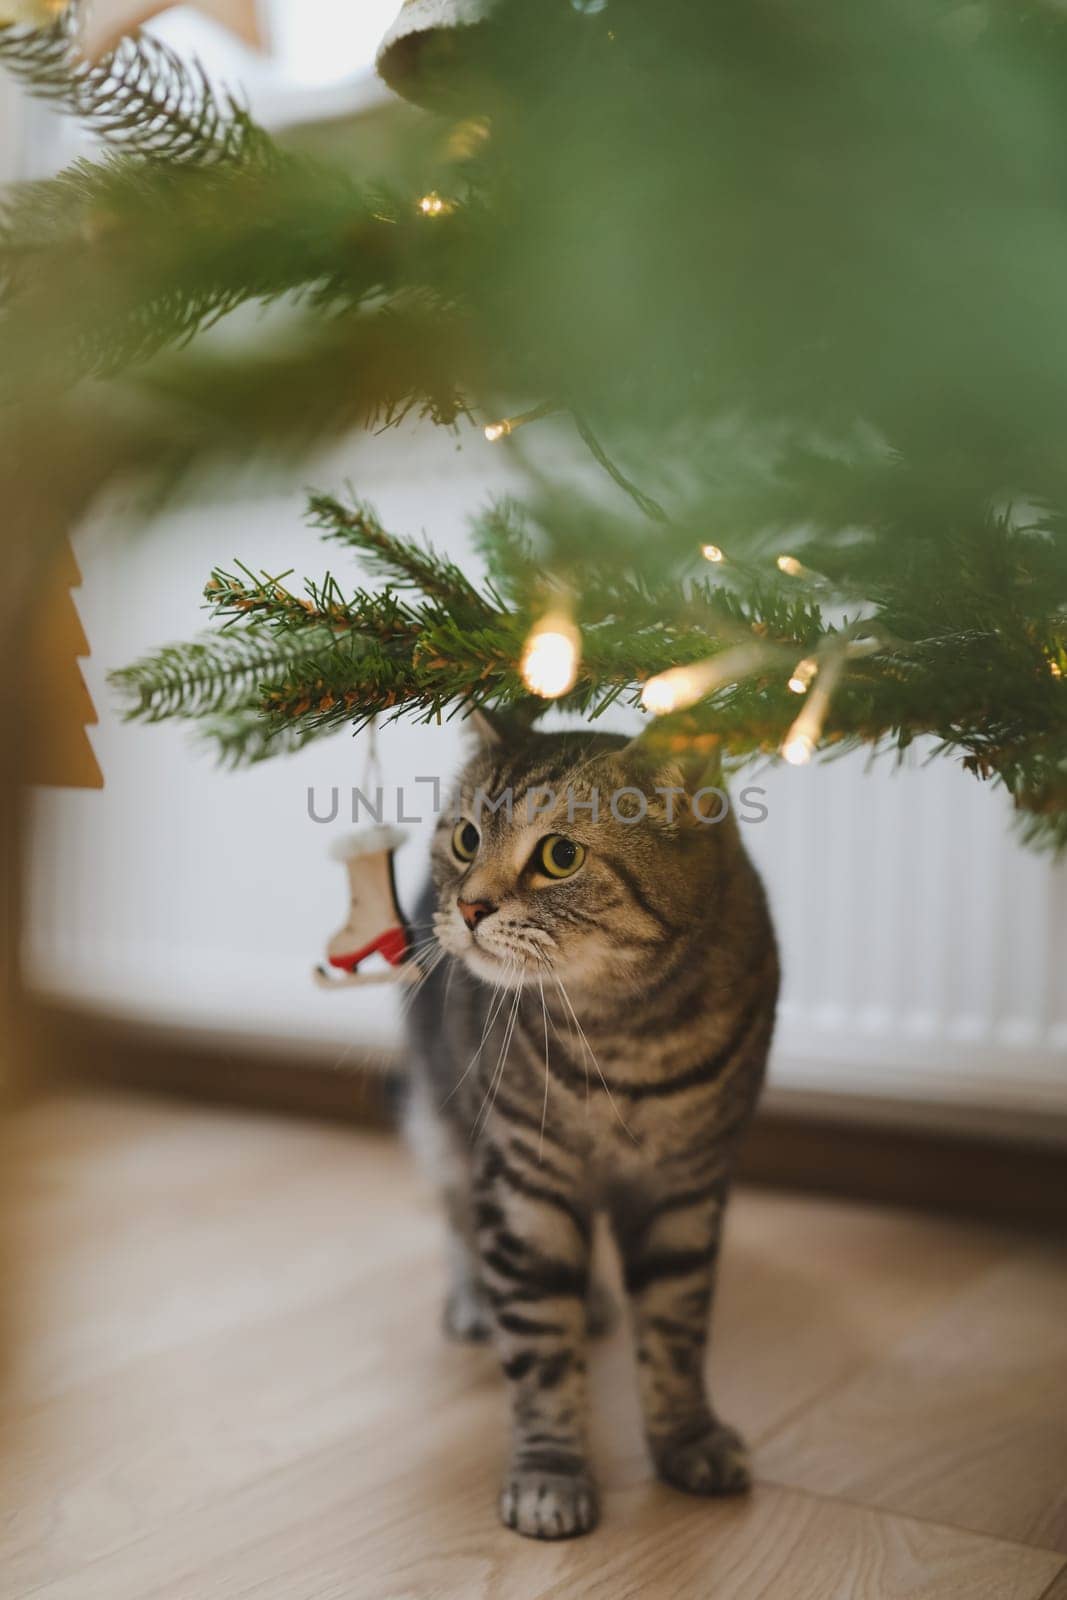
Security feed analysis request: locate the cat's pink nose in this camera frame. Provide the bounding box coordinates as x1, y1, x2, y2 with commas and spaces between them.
458, 898, 496, 931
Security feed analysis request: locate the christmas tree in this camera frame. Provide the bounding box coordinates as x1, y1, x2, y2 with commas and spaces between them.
3, 0, 1067, 844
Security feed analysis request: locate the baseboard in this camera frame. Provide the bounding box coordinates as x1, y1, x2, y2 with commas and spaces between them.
24, 1002, 1067, 1232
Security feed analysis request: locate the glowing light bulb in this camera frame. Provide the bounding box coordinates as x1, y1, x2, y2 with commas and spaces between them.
521, 615, 580, 698
701, 543, 724, 564
782, 731, 815, 765
417, 191, 453, 217
777, 554, 804, 578
1051, 660, 1064, 679
780, 649, 844, 763
642, 644, 770, 717
788, 656, 818, 695
483, 402, 558, 444
641, 667, 698, 715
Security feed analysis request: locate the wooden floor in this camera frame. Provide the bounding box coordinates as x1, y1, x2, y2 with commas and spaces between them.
3, 1091, 1067, 1600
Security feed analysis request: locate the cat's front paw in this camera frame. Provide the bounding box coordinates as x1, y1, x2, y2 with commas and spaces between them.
654, 1420, 751, 1497
499, 1468, 600, 1539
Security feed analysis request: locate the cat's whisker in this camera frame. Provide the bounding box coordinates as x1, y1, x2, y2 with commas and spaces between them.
493, 983, 526, 1123
534, 958, 569, 1048
408, 938, 444, 964
472, 978, 522, 1139
403, 939, 445, 976
405, 936, 447, 976
442, 951, 458, 1011
555, 974, 639, 1144
537, 973, 551, 1163
406, 959, 446, 1003
558, 985, 585, 1102
551, 975, 589, 1104
398, 945, 449, 1014
441, 964, 513, 1109
476, 985, 518, 1139
520, 935, 556, 970
408, 932, 442, 954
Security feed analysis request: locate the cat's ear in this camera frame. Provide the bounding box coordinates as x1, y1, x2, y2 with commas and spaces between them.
673, 743, 724, 793
463, 699, 542, 748
620, 733, 727, 824
622, 733, 722, 784
464, 708, 505, 748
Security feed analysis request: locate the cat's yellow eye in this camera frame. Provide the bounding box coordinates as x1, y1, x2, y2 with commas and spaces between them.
452, 819, 480, 863
536, 834, 586, 880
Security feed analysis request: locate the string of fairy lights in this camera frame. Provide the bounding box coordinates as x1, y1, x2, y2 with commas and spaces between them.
418, 190, 1064, 764
473, 379, 847, 766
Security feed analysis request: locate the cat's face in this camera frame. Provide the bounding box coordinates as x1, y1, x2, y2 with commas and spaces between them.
430, 730, 720, 993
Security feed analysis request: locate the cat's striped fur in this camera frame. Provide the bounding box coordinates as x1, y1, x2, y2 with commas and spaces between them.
405, 727, 779, 1539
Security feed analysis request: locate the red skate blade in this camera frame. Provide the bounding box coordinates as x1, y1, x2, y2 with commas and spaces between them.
328, 925, 409, 972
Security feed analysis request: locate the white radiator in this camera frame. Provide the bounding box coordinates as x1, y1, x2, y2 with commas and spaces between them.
746, 753, 1067, 1140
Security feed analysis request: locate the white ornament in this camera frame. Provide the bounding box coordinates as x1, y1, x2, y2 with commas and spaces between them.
314, 826, 419, 991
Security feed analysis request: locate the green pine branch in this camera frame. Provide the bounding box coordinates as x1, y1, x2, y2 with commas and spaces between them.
0, 152, 399, 387
0, 7, 271, 164
109, 488, 1067, 856
194, 709, 344, 769
127, 302, 473, 451
308, 492, 495, 617
109, 625, 347, 723
469, 500, 540, 604
203, 564, 423, 643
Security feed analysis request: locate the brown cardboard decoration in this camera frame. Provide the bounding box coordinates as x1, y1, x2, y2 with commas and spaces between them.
27, 539, 103, 790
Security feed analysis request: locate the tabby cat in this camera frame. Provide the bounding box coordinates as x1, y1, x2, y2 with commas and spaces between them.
405, 724, 779, 1539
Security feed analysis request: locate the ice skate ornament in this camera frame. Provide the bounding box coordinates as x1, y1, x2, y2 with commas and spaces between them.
314, 827, 419, 990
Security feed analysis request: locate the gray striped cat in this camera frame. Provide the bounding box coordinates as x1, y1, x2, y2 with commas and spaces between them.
405, 723, 778, 1539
